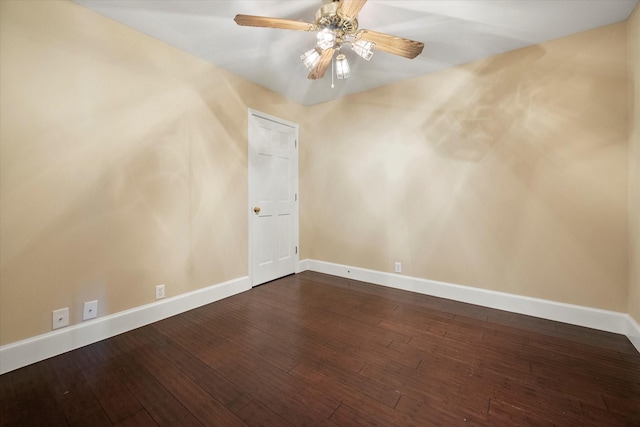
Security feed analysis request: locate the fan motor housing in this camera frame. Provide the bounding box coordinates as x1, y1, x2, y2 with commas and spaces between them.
315, 2, 358, 34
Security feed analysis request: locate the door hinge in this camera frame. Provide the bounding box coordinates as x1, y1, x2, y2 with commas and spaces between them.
295, 140, 297, 148
295, 246, 298, 254
295, 193, 298, 202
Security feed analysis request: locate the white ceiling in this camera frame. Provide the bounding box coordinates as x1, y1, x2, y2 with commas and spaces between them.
74, 0, 638, 106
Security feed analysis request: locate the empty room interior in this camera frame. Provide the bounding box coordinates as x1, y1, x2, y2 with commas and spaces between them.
1, 0, 640, 425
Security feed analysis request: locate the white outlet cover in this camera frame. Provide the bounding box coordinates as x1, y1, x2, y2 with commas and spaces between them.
155, 284, 165, 300
52, 308, 69, 329
83, 300, 98, 320
395, 262, 402, 273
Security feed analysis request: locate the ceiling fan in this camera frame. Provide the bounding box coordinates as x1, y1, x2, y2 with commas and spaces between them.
234, 0, 425, 81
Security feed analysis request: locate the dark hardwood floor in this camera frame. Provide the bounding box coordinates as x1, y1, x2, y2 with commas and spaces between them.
2, 271, 639, 426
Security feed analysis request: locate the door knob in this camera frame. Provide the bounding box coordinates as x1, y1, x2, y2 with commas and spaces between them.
253, 206, 261, 214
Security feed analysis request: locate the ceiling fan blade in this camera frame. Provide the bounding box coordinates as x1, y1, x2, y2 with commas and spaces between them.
308, 48, 335, 80
338, 0, 368, 19
358, 29, 424, 59
234, 14, 317, 31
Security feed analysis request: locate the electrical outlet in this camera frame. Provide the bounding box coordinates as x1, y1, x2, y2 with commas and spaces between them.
83, 300, 98, 320
395, 262, 402, 273
52, 308, 69, 330
155, 284, 165, 300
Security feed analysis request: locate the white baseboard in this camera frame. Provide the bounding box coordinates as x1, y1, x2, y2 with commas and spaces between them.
3, 264, 638, 375
301, 259, 640, 354
0, 276, 250, 375
626, 315, 640, 351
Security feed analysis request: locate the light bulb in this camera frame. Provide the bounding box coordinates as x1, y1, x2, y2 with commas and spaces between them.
316, 29, 335, 50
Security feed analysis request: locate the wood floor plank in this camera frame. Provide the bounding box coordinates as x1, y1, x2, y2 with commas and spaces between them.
87, 376, 144, 427
102, 354, 203, 427
2, 271, 639, 426
394, 394, 489, 426
0, 369, 18, 427
234, 399, 294, 427
41, 354, 114, 426
2, 362, 69, 426
176, 323, 341, 426
290, 363, 418, 426
580, 401, 640, 426
113, 409, 158, 427
359, 361, 490, 421
127, 345, 246, 426
331, 400, 428, 427
149, 326, 255, 412
487, 398, 557, 426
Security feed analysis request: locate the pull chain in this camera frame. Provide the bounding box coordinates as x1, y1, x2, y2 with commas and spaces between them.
331, 54, 335, 89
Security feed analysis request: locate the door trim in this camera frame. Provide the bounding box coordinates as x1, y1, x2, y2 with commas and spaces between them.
247, 109, 300, 287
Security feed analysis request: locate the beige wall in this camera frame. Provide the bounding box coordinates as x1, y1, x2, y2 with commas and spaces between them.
301, 23, 629, 312
0, 0, 300, 345
1, 0, 635, 347
630, 4, 640, 323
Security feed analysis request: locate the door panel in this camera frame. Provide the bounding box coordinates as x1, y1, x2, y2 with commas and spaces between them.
249, 110, 298, 286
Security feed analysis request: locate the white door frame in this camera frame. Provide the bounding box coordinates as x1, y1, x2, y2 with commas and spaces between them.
247, 109, 300, 287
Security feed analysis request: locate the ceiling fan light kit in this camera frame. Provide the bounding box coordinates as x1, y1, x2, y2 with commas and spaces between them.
234, 0, 424, 82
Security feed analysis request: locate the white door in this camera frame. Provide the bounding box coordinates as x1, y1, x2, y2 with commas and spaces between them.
248, 110, 298, 287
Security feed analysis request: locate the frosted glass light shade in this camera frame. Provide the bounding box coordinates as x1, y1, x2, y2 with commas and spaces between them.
352, 40, 375, 61
335, 54, 350, 79
300, 48, 321, 69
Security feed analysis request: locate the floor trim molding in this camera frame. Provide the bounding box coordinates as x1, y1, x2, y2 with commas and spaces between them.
3, 264, 638, 375
0, 276, 250, 375
301, 259, 640, 354
626, 315, 640, 351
